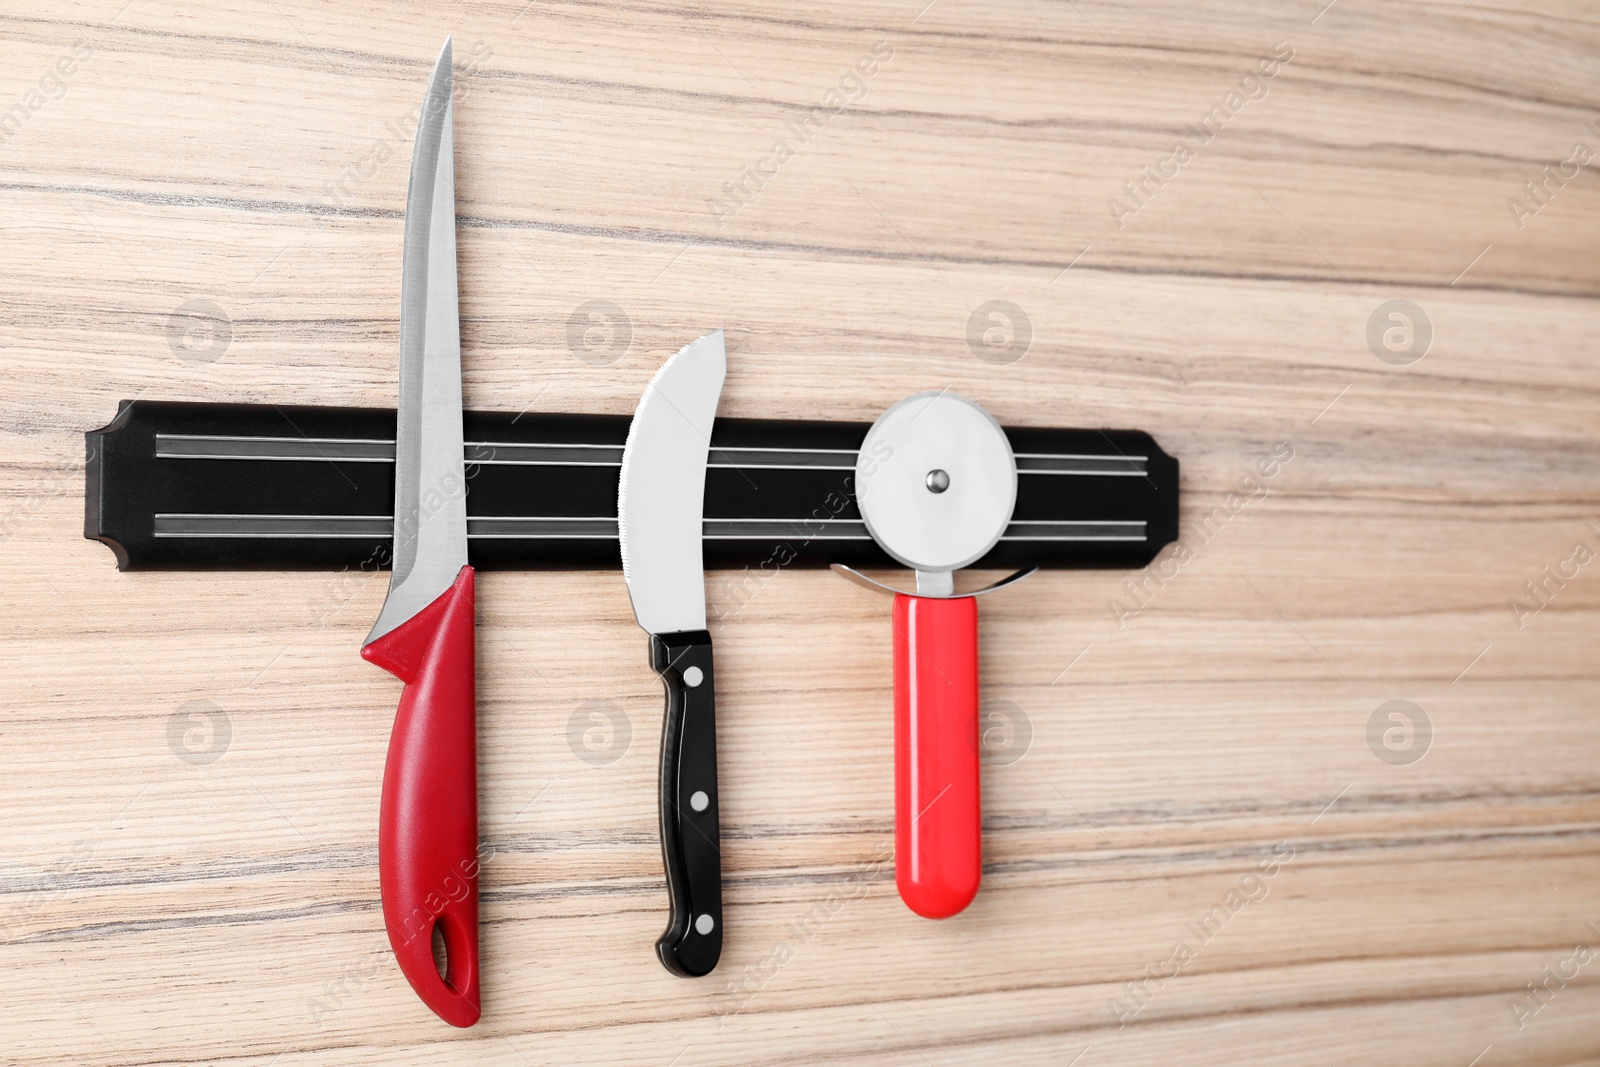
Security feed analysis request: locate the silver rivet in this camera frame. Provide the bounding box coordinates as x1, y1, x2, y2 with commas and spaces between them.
683, 665, 704, 688
690, 790, 709, 812
925, 468, 950, 493
695, 913, 715, 935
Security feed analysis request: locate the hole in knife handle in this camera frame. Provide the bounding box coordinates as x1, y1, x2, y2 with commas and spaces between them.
431, 921, 449, 983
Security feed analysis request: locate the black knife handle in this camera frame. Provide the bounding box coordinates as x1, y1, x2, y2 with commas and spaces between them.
649, 630, 722, 977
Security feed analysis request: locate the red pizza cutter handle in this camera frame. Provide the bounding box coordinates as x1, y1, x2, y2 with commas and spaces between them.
893, 593, 982, 919
361, 565, 480, 1028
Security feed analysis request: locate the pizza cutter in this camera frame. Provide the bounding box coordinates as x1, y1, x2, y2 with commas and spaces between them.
835, 391, 1031, 919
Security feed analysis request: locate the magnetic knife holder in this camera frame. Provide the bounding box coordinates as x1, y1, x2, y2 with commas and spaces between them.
84, 400, 1180, 571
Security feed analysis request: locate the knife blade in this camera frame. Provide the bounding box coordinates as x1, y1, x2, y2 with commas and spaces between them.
359, 38, 480, 1028
618, 329, 726, 977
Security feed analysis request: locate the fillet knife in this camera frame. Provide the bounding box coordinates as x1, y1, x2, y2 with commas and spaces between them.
359, 39, 480, 1027
618, 330, 727, 977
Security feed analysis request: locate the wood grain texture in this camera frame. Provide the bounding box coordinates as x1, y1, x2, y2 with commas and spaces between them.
3, 0, 1599, 1063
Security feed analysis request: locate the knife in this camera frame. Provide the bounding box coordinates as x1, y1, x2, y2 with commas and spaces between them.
618, 329, 727, 977
359, 39, 480, 1027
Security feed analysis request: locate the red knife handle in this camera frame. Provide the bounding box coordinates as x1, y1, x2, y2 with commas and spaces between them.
361, 565, 480, 1028
893, 593, 981, 919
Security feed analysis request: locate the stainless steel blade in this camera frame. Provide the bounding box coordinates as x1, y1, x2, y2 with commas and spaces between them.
367, 39, 467, 644
617, 330, 726, 635
854, 392, 1017, 578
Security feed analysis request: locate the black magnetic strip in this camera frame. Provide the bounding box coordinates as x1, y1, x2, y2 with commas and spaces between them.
85, 400, 1179, 571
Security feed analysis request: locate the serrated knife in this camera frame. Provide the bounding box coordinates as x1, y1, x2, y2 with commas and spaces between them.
618, 329, 726, 977
359, 39, 480, 1028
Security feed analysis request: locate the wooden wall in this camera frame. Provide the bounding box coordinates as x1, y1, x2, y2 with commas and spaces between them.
2, 1, 1598, 1063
